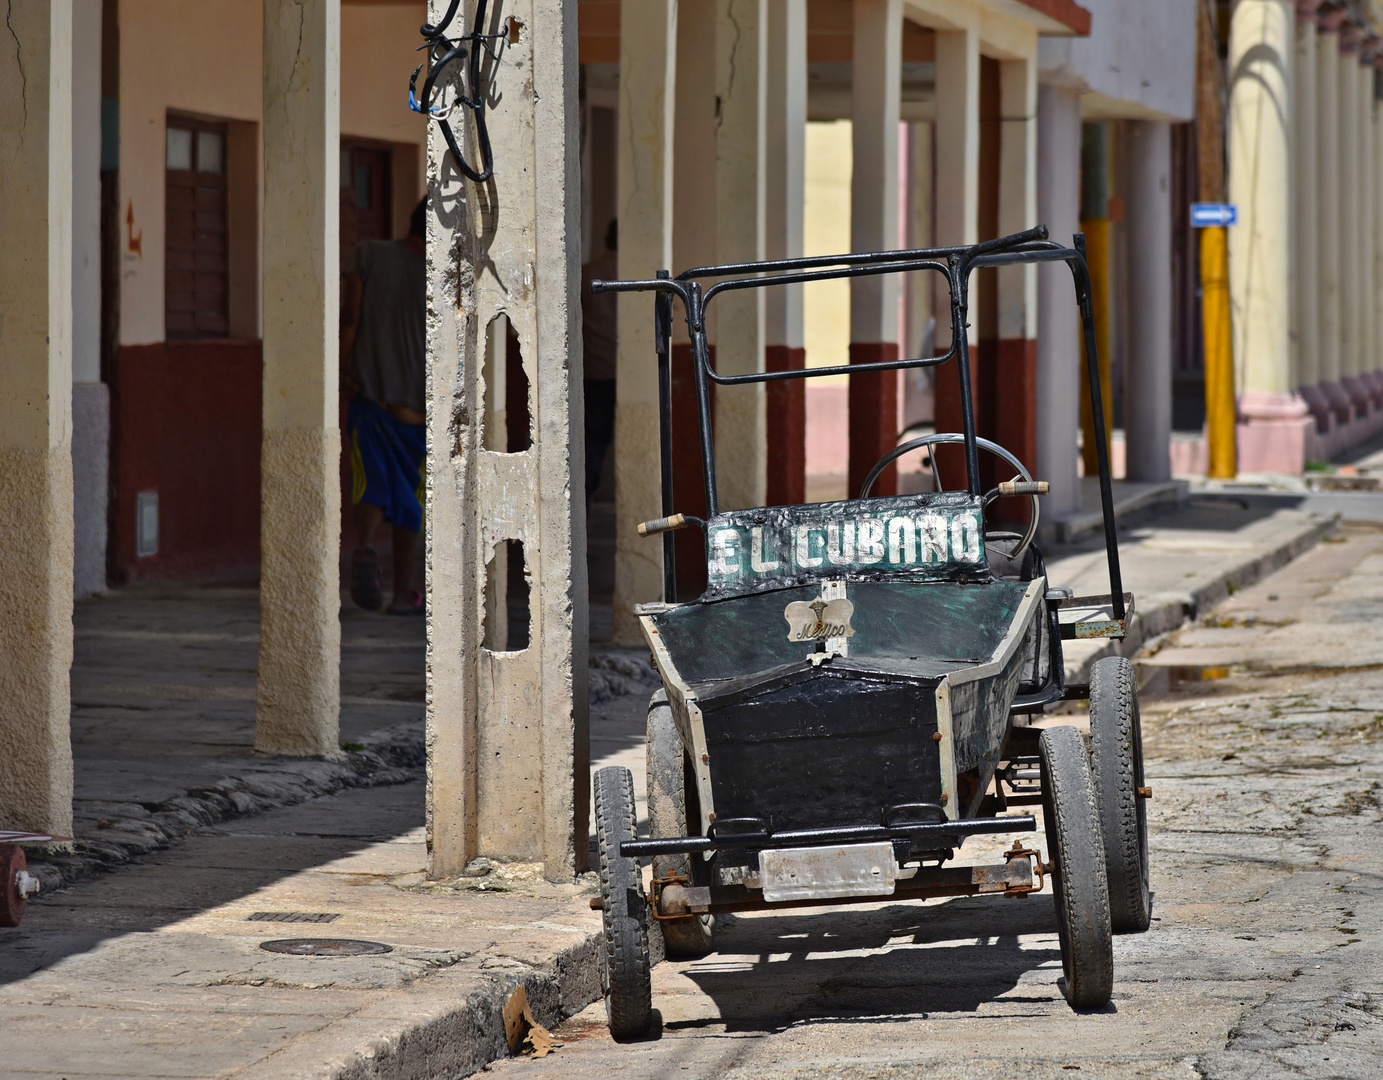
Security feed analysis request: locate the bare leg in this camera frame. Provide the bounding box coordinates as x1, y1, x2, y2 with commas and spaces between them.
388, 526, 420, 609
354, 502, 384, 551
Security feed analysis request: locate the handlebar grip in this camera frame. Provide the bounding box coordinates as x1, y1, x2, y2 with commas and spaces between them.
997, 480, 1050, 497
638, 514, 687, 537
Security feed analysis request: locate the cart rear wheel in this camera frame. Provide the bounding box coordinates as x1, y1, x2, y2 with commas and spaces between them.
647, 693, 715, 957
1088, 656, 1152, 933
1, 845, 27, 928
594, 766, 653, 1037
1040, 726, 1113, 1009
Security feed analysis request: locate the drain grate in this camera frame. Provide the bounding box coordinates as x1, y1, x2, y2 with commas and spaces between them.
246, 912, 343, 924
259, 938, 392, 956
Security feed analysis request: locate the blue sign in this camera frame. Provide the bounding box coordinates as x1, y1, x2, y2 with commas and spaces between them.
1191, 203, 1238, 228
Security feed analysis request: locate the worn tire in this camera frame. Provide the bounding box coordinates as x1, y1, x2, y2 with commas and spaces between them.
1088, 656, 1152, 933
594, 766, 653, 1038
647, 693, 715, 957
1040, 725, 1114, 1010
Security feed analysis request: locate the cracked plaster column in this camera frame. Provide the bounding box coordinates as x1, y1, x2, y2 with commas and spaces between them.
0, 0, 75, 836
847, 0, 903, 499
612, 0, 677, 643
1316, 13, 1353, 434
256, 0, 342, 757
424, 0, 586, 881
1036, 83, 1082, 520
1230, 0, 1311, 474
713, 0, 768, 513
1124, 121, 1173, 482
1338, 28, 1366, 420
995, 54, 1039, 477
764, 0, 807, 506
1294, 6, 1322, 421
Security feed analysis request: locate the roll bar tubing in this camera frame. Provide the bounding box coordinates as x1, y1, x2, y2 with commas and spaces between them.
591, 226, 1123, 620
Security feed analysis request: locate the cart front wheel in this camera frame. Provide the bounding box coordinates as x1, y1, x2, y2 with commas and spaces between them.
1040, 725, 1114, 1009
647, 693, 715, 957
594, 766, 653, 1037
1088, 656, 1152, 932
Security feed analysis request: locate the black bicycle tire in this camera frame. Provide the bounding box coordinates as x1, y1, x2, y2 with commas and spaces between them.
594, 765, 653, 1037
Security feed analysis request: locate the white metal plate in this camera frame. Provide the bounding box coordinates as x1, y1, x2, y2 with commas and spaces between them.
759, 842, 896, 903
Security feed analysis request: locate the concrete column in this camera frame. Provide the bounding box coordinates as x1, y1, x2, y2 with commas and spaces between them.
611, 0, 677, 644
1375, 53, 1383, 389
257, 0, 341, 757
847, 0, 902, 499
1357, 54, 1377, 406
1230, 0, 1311, 473
427, 0, 587, 880
1338, 32, 1361, 386
764, 0, 807, 506
1294, 9, 1320, 398
72, 0, 107, 601
930, 26, 980, 483
1036, 84, 1082, 520
0, 1, 75, 836
995, 57, 1039, 476
1124, 122, 1173, 482
714, 0, 767, 512
1317, 18, 1346, 424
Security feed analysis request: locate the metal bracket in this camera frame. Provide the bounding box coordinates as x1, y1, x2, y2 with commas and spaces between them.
1002, 840, 1045, 897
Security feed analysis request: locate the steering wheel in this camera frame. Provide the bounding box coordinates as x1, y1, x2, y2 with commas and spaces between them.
858, 433, 1041, 562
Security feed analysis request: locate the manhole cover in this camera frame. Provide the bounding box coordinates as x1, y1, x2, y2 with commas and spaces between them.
259, 938, 392, 956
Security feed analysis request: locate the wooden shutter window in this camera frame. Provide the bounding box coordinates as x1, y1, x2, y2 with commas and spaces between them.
165, 116, 229, 339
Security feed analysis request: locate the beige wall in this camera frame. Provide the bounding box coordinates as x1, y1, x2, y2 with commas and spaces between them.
117, 0, 426, 345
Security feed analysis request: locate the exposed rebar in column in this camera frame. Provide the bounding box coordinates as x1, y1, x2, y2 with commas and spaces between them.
426, 0, 587, 881
0, 1, 76, 836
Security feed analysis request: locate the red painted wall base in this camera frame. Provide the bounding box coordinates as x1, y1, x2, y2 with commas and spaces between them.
766, 345, 806, 506
848, 342, 900, 499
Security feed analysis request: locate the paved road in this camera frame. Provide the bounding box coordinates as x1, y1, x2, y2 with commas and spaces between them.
494, 526, 1383, 1079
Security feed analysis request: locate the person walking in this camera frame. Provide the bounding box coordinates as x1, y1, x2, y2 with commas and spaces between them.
341, 197, 428, 614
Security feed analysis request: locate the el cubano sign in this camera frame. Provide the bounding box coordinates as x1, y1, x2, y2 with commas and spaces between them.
701, 492, 989, 601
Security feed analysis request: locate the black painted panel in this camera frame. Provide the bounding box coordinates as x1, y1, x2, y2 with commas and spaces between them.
700, 672, 943, 833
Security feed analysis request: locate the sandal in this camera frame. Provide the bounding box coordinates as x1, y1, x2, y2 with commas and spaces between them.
386, 590, 425, 616
351, 547, 384, 611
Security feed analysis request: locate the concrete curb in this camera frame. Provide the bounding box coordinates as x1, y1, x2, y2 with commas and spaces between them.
27, 725, 425, 894
1062, 511, 1339, 684
230, 934, 605, 1080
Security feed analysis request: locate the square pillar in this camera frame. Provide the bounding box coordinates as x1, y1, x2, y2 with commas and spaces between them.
1316, 16, 1347, 424
1124, 121, 1173, 482
714, 0, 768, 513
847, 0, 902, 500
424, 0, 586, 881
765, 0, 807, 507
1230, 0, 1311, 473
1294, 7, 1320, 398
257, 0, 342, 757
1036, 84, 1083, 518
612, 0, 678, 643
1338, 31, 1361, 385
930, 26, 980, 483
995, 56, 1038, 477
0, 0, 75, 836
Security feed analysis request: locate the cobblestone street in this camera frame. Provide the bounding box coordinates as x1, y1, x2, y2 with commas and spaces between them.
486, 527, 1383, 1079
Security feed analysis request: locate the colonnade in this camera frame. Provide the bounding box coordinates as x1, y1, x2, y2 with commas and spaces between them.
1233, 0, 1383, 470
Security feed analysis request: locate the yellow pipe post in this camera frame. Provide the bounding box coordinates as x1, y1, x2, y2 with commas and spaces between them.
1201, 224, 1236, 477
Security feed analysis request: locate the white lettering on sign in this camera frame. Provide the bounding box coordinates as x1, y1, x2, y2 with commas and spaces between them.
704, 506, 986, 588
826, 521, 855, 565
795, 524, 823, 568
857, 519, 885, 564
951, 513, 981, 561
750, 526, 780, 572
887, 517, 916, 564
712, 529, 741, 576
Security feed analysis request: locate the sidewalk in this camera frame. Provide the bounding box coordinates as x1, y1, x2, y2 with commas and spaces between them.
1, 491, 1358, 1079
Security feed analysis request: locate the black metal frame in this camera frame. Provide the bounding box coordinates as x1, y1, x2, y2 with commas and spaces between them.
592, 225, 1125, 621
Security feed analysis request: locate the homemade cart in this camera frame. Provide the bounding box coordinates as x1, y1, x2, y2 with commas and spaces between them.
590, 226, 1150, 1036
